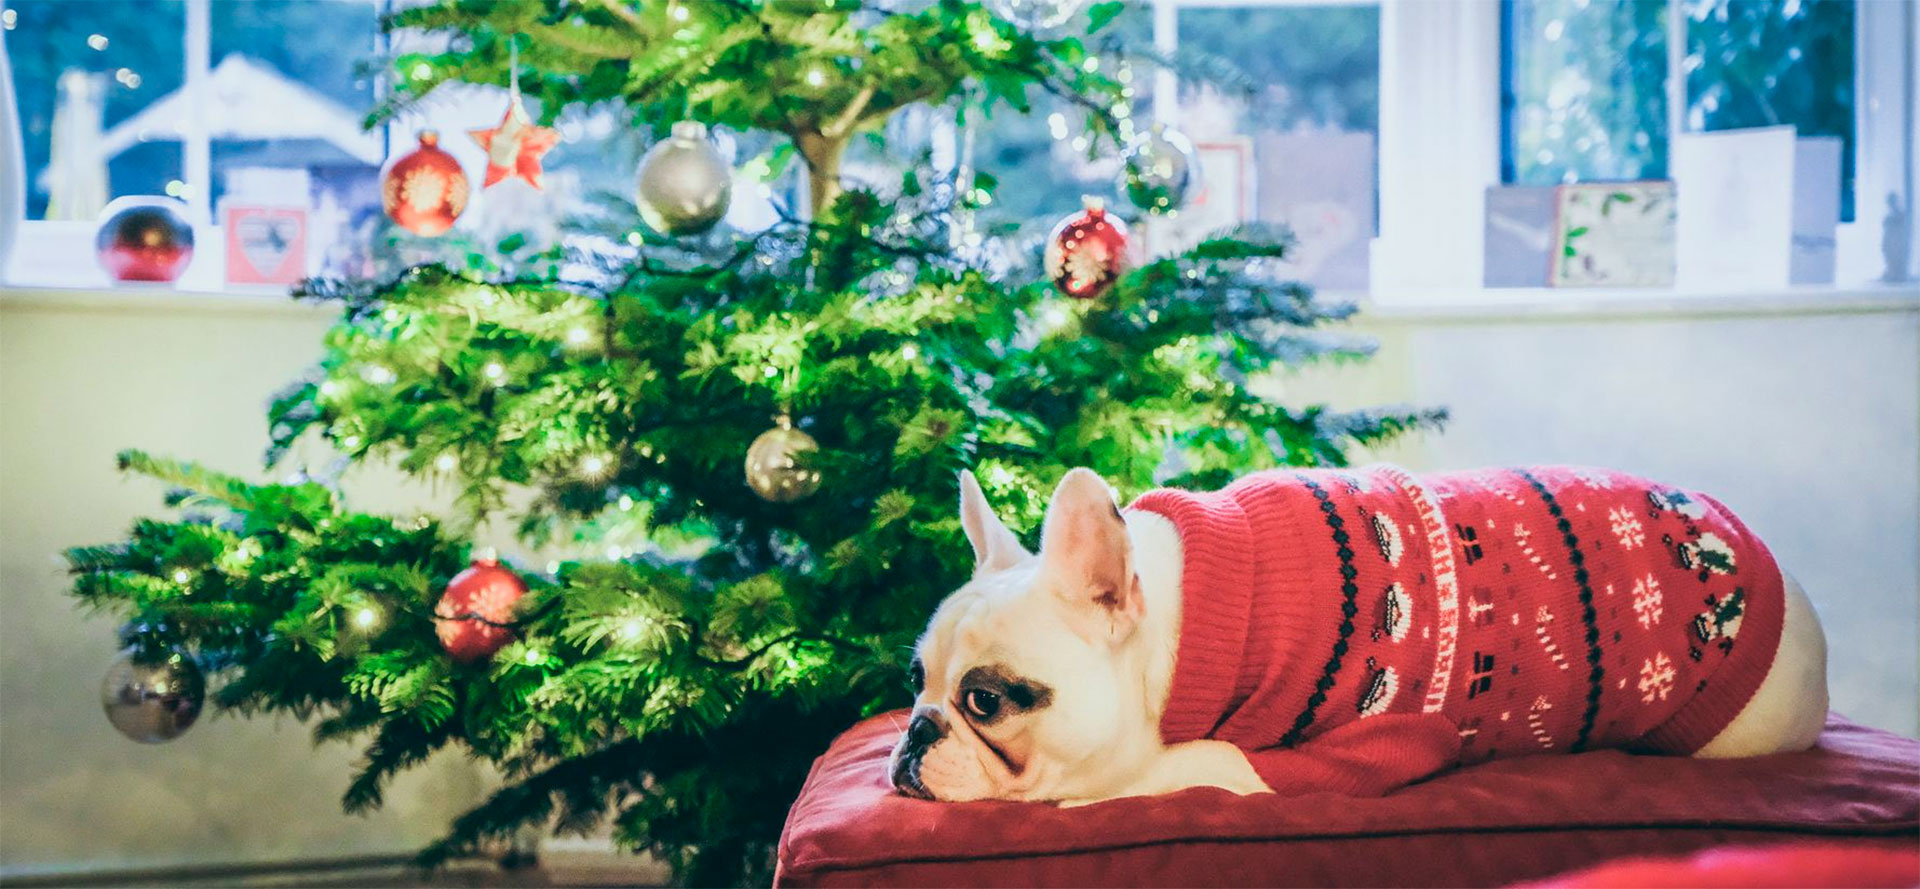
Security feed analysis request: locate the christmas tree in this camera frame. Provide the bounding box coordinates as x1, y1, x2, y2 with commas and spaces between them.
67, 1, 1441, 884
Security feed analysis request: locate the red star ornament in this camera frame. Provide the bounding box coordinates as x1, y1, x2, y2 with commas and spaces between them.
468, 96, 560, 189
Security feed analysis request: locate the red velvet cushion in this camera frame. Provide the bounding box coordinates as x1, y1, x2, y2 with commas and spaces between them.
776, 713, 1920, 887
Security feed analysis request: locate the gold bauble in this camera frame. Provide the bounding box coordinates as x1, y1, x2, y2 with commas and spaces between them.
744, 417, 822, 503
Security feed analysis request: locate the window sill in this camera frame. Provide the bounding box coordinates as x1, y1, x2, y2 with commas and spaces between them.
1353, 283, 1920, 325
0, 284, 328, 318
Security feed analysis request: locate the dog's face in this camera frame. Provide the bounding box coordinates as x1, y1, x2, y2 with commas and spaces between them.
890, 468, 1155, 802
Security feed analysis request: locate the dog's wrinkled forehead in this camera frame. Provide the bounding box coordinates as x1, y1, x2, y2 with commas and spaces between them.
918, 560, 1048, 689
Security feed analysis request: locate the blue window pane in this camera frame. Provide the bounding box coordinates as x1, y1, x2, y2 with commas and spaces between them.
1684, 0, 1855, 220
8, 0, 186, 218
1503, 0, 1671, 185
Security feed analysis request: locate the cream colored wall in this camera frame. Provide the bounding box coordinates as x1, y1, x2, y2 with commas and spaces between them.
0, 292, 493, 877
2, 288, 1916, 875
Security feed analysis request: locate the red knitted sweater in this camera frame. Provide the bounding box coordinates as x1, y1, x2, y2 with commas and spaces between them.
1127, 465, 1785, 797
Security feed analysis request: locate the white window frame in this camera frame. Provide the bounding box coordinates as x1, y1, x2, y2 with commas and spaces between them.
1158, 0, 1919, 306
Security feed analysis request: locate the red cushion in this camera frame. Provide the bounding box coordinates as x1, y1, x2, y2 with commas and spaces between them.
776, 713, 1920, 887
1512, 843, 1920, 888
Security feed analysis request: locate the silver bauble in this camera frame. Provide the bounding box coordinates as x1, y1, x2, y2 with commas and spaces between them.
636, 121, 732, 236
1121, 124, 1201, 214
988, 0, 1090, 30
101, 648, 205, 743
744, 416, 823, 503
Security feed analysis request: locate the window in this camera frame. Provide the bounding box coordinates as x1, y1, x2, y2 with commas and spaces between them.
5, 0, 381, 285
1503, 0, 1857, 219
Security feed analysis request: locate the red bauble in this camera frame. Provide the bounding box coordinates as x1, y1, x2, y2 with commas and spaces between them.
1043, 197, 1132, 300
96, 197, 195, 283
434, 557, 527, 663
382, 131, 470, 236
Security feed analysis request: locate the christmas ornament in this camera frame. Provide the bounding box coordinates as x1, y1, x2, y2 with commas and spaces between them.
988, 0, 1090, 30
636, 121, 732, 236
1121, 123, 1201, 214
1044, 197, 1132, 300
434, 557, 528, 663
470, 94, 560, 190
95, 197, 194, 283
744, 415, 822, 503
381, 131, 469, 236
101, 648, 204, 743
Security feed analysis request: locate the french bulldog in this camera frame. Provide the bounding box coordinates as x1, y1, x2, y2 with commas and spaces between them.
891, 465, 1829, 805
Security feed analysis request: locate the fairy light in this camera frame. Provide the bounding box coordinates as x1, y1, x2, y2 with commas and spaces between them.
483, 362, 506, 382
87, 33, 108, 50
353, 607, 381, 630
606, 544, 625, 560
670, 3, 690, 21
1081, 56, 1098, 72
170, 568, 193, 584
804, 66, 826, 87
434, 453, 458, 472
1, 9, 16, 29
410, 62, 433, 81
319, 380, 341, 397
545, 560, 561, 574
581, 454, 609, 477
762, 366, 779, 379
341, 435, 362, 450
618, 616, 647, 642
115, 68, 141, 89
566, 326, 592, 346
361, 364, 397, 385
617, 494, 635, 511
524, 648, 543, 665
1048, 112, 1069, 141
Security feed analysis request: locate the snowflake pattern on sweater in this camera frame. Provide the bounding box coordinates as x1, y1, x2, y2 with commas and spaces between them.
1127, 465, 1787, 796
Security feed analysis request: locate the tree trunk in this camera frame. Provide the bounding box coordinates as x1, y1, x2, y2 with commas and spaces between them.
795, 131, 848, 219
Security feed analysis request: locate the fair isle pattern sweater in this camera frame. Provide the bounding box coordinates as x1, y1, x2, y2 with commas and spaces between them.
1127, 465, 1785, 796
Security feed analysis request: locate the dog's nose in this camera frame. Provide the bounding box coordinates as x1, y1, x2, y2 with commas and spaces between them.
907, 709, 946, 747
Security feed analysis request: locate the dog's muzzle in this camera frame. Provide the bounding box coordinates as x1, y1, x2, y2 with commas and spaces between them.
890, 708, 947, 799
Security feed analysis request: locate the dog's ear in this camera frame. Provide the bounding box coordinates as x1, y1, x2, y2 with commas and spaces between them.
960, 469, 1030, 573
1039, 468, 1142, 643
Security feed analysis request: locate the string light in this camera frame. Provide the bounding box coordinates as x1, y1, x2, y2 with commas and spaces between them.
361, 364, 397, 385
606, 544, 625, 560
670, 3, 690, 21
618, 616, 648, 642
319, 380, 341, 397
353, 607, 381, 630
523, 648, 543, 665
617, 495, 635, 511
901, 345, 918, 361
87, 33, 108, 50
434, 453, 458, 472
170, 568, 193, 584
566, 326, 592, 346
483, 362, 505, 382
1, 9, 15, 29
762, 366, 779, 379
410, 62, 433, 81
804, 66, 826, 87
581, 454, 609, 477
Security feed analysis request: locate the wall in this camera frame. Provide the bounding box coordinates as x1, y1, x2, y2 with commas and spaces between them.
2, 286, 1916, 875
0, 291, 493, 878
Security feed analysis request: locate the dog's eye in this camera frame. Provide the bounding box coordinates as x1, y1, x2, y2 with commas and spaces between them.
909, 658, 924, 690
962, 688, 1001, 720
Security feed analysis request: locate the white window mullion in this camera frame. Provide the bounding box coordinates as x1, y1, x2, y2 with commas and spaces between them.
1374, 0, 1502, 301
183, 0, 210, 226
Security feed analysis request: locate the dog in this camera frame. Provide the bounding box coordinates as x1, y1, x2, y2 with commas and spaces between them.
891, 465, 1829, 805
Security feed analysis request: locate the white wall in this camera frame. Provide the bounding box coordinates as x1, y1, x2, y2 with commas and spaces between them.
0, 292, 493, 878
2, 286, 1916, 875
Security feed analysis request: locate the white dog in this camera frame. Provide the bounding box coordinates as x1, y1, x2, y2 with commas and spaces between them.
892, 465, 1829, 805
